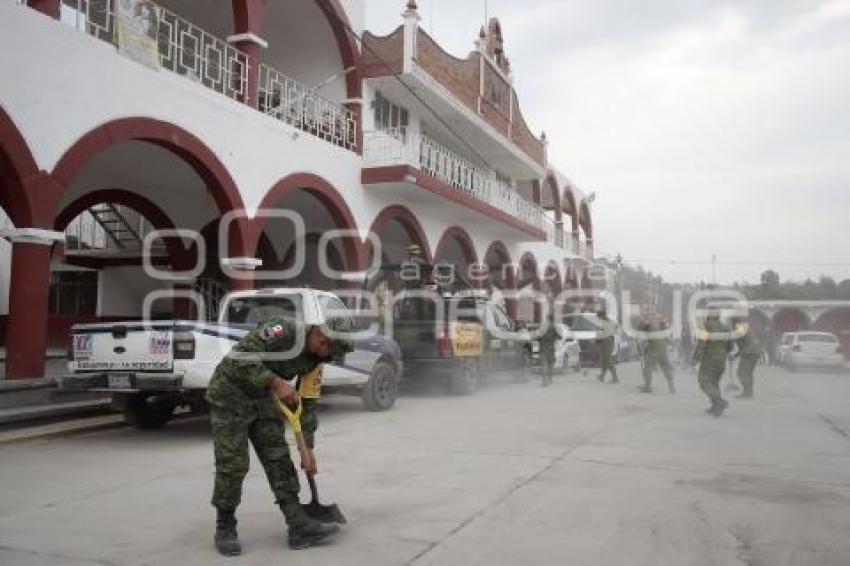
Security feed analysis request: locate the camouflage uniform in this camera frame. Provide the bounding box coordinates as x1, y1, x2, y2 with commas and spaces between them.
638, 318, 675, 393
693, 317, 733, 414
207, 316, 323, 523
538, 320, 561, 387
596, 315, 619, 383
734, 325, 762, 398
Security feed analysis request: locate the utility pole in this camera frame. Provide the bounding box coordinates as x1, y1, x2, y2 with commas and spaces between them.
711, 254, 717, 287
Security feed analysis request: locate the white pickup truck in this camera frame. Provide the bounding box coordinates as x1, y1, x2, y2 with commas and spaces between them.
58, 288, 403, 428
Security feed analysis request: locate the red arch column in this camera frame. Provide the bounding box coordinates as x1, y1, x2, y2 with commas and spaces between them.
230, 0, 268, 109
1, 108, 65, 379
368, 205, 434, 266
3, 230, 64, 379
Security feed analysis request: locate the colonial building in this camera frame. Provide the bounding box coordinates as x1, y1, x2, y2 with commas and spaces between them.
0, 0, 596, 379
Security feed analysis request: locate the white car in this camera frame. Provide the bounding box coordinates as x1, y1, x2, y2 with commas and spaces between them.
779, 331, 844, 370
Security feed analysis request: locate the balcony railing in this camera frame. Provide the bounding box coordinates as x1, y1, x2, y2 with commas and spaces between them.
258, 64, 357, 151
59, 0, 247, 101
49, 1, 355, 151
364, 128, 543, 231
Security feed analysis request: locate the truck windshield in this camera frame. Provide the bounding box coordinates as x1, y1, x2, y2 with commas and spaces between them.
224, 296, 301, 325
564, 315, 599, 332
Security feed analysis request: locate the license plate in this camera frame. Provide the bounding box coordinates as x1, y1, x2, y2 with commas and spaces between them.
109, 374, 132, 389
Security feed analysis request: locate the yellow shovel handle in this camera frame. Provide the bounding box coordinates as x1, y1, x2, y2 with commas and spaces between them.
274, 397, 303, 434
274, 397, 312, 472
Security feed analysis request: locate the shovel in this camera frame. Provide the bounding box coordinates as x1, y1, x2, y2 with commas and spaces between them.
275, 398, 347, 525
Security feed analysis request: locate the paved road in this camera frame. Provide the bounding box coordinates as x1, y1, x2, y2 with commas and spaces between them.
1, 362, 850, 566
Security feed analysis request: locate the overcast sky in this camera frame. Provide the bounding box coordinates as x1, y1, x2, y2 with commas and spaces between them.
365, 0, 850, 285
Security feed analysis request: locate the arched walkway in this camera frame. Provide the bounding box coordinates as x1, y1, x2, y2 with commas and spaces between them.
434, 226, 478, 290
253, 173, 364, 289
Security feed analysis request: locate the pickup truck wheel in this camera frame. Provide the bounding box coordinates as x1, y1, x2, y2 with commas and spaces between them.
450, 360, 480, 396
124, 393, 176, 430
362, 361, 398, 412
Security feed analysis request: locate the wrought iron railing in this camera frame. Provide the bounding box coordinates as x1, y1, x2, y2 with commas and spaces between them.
258, 63, 357, 151
59, 0, 247, 101
363, 130, 544, 230
419, 134, 491, 202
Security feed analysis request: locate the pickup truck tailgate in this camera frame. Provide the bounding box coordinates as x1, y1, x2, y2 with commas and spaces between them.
71, 322, 176, 372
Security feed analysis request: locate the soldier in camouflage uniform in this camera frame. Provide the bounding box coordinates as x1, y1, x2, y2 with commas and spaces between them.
637, 315, 675, 394
731, 319, 763, 399
207, 316, 352, 555
538, 312, 561, 387
596, 310, 619, 384
693, 310, 733, 416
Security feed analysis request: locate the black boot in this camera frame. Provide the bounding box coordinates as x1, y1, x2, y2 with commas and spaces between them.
711, 398, 729, 417
280, 500, 340, 550
214, 509, 242, 556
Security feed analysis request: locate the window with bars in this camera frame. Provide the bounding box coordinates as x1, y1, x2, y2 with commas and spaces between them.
48, 272, 98, 316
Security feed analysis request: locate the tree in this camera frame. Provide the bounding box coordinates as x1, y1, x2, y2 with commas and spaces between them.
760, 269, 780, 289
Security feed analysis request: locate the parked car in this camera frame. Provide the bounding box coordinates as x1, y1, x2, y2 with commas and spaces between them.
524, 323, 582, 373
563, 313, 620, 367
391, 290, 528, 395
779, 331, 844, 371
59, 288, 404, 429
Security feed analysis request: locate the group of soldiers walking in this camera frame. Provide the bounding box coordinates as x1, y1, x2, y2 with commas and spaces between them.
572, 307, 764, 417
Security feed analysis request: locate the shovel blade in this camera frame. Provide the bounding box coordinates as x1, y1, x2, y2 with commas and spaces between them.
303, 501, 347, 524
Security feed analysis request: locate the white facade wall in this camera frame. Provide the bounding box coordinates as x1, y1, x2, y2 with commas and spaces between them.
0, 0, 576, 312
97, 266, 172, 318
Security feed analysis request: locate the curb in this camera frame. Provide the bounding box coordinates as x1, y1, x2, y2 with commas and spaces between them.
0, 414, 126, 446
0, 399, 113, 426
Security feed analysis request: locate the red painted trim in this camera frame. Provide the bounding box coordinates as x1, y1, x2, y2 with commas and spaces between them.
483, 240, 516, 289
518, 252, 541, 289
5, 242, 53, 379
232, 0, 265, 32
52, 188, 203, 269
255, 172, 365, 270
28, 0, 60, 19
51, 117, 247, 220
484, 240, 512, 267
434, 226, 478, 266
579, 201, 593, 240
362, 165, 546, 240
315, 0, 362, 102
231, 0, 267, 109
54, 189, 175, 233
544, 260, 563, 293
545, 173, 563, 222
368, 204, 434, 265
562, 186, 579, 232
0, 105, 45, 227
